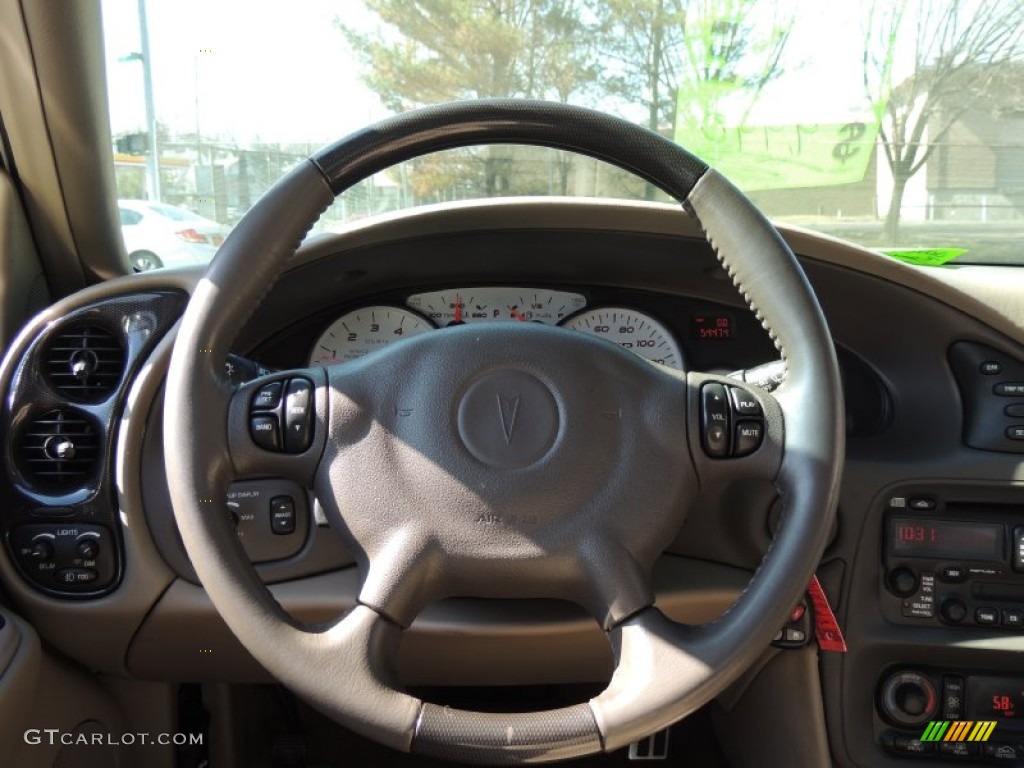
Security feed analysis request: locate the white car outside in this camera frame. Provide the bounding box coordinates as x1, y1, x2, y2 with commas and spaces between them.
118, 199, 228, 271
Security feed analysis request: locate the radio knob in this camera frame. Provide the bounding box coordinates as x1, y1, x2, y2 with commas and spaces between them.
887, 567, 918, 597
880, 671, 938, 727
940, 598, 968, 624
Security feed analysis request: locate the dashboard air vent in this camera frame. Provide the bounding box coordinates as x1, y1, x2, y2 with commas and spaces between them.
18, 409, 100, 489
44, 324, 125, 401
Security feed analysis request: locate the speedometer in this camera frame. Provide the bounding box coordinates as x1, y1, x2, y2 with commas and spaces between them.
310, 306, 434, 364
560, 307, 684, 370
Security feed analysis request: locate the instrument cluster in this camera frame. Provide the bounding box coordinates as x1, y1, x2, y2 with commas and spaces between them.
309, 287, 685, 370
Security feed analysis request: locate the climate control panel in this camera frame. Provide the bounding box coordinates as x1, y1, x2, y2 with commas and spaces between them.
878, 667, 1024, 761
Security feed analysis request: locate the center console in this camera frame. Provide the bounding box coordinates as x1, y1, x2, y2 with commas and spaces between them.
876, 487, 1024, 762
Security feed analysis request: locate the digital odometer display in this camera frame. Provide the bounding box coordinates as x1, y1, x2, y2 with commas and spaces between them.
691, 313, 734, 340
889, 517, 1004, 561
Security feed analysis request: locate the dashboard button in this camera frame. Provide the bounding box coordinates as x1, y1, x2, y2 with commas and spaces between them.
892, 736, 931, 755
994, 382, 1024, 396
55, 568, 98, 585
1014, 527, 1024, 573
733, 420, 763, 457
1006, 404, 1024, 417
980, 361, 1003, 375
942, 675, 964, 720
938, 741, 977, 758
907, 497, 937, 510
252, 381, 283, 410
940, 565, 966, 583
270, 496, 296, 535
1002, 609, 1024, 628
283, 378, 313, 453
250, 415, 281, 451
1007, 426, 1024, 441
700, 383, 730, 458
984, 743, 1023, 760
975, 606, 999, 625
940, 598, 968, 624
887, 568, 918, 597
728, 387, 762, 417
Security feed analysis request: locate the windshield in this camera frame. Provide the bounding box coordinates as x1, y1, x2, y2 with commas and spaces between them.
101, 0, 1024, 270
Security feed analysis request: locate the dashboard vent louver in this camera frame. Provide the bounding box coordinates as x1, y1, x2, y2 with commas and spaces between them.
43, 324, 125, 402
18, 409, 100, 489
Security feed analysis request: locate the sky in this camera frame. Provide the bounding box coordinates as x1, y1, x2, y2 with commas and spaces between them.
101, 0, 895, 147
103, 0, 387, 146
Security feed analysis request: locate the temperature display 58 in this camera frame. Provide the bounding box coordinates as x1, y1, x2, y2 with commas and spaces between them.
970, 677, 1024, 720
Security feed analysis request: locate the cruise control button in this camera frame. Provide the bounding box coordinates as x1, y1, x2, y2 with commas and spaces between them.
250, 415, 281, 451
55, 568, 98, 585
733, 420, 763, 456
975, 606, 999, 625
994, 382, 1024, 396
700, 383, 730, 458
728, 387, 762, 417
252, 381, 283, 410
270, 496, 296, 535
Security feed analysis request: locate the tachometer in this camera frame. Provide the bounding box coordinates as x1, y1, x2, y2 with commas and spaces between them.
309, 306, 434, 364
560, 307, 684, 370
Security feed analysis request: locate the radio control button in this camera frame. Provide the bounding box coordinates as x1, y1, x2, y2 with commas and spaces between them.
1014, 527, 1024, 573
976, 607, 999, 625
887, 567, 918, 597
907, 497, 937, 511
940, 565, 967, 583
1002, 609, 1024, 628
940, 598, 968, 624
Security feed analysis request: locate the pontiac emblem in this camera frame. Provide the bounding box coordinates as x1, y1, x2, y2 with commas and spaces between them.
497, 394, 521, 443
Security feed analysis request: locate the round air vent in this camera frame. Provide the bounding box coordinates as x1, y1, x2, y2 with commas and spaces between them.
43, 324, 126, 402
18, 409, 100, 489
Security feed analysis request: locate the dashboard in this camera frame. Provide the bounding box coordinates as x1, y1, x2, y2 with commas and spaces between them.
2, 199, 1024, 767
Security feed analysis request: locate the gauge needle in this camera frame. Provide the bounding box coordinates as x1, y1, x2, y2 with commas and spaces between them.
454, 294, 462, 323
509, 306, 527, 322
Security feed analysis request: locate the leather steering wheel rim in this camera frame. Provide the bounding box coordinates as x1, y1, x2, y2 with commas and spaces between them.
164, 99, 844, 764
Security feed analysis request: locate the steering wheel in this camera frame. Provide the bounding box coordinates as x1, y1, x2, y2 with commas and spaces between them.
164, 100, 843, 764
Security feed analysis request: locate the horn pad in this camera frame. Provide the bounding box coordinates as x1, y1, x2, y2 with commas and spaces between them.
457, 369, 560, 469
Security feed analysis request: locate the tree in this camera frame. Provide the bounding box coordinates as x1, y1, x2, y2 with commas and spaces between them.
338, 0, 597, 196
864, 0, 1024, 242
596, 0, 791, 197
